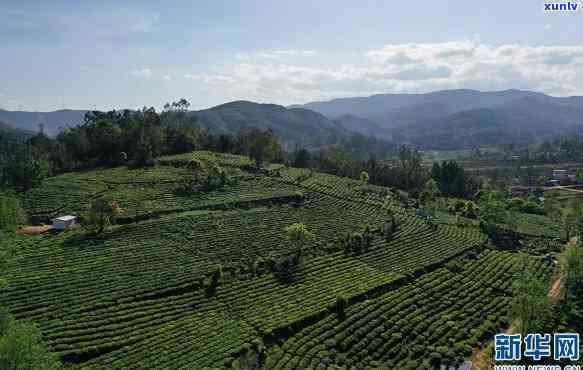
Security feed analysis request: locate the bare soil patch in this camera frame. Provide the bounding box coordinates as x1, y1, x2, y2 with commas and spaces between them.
20, 224, 53, 235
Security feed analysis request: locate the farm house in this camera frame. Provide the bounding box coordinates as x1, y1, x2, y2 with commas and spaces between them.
52, 215, 77, 230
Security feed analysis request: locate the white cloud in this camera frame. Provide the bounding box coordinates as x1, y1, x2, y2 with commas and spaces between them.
185, 42, 583, 105
184, 73, 236, 84
273, 49, 317, 56
221, 41, 583, 104
544, 24, 552, 30
129, 68, 152, 78
235, 49, 317, 61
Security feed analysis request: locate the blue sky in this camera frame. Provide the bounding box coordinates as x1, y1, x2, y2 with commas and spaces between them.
1, 0, 582, 111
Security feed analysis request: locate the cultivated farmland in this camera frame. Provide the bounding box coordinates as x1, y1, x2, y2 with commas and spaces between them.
1, 151, 555, 368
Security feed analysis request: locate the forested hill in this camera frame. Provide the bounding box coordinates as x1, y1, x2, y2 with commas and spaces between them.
5, 89, 583, 150
293, 89, 583, 121
293, 89, 583, 149
193, 101, 351, 149
0, 103, 354, 149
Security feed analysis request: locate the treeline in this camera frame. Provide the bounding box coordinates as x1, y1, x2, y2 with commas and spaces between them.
497, 135, 583, 164
1, 98, 477, 199
291, 146, 478, 198
0, 100, 285, 191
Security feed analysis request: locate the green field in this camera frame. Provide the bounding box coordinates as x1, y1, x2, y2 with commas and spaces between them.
2, 151, 559, 368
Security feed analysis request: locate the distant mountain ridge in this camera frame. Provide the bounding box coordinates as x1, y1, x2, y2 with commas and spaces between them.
292, 89, 583, 149
0, 120, 34, 137
0, 109, 88, 136
292, 89, 581, 120
3, 89, 583, 150
0, 103, 354, 149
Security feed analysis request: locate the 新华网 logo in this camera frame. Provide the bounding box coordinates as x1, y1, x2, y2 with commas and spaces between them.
495, 333, 580, 362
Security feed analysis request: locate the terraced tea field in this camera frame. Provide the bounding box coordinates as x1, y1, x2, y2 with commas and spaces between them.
1, 151, 554, 368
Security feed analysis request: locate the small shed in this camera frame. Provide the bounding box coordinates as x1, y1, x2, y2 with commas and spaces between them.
53, 215, 77, 230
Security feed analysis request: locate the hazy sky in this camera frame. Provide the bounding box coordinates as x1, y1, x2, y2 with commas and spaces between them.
1, 0, 582, 111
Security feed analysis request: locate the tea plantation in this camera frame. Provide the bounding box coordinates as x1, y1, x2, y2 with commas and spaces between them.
1, 151, 555, 369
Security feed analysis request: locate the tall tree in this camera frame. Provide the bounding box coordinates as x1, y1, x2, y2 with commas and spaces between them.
397, 145, 426, 191
565, 243, 583, 302
0, 316, 61, 370
512, 257, 551, 336
359, 171, 369, 187
1, 150, 49, 191
239, 128, 282, 168
84, 196, 121, 234
431, 160, 476, 198
284, 223, 314, 263
0, 192, 26, 232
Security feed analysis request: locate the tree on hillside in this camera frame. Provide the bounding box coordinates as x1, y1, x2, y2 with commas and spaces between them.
239, 128, 282, 168
461, 200, 478, 219
544, 191, 562, 221
335, 295, 348, 320
0, 192, 26, 232
359, 171, 369, 187
431, 160, 477, 198
2, 150, 49, 191
187, 159, 207, 184
420, 179, 440, 206
291, 148, 311, 168
84, 197, 122, 234
547, 199, 583, 240
512, 258, 551, 337
397, 145, 426, 191
478, 190, 508, 225
162, 99, 201, 154
284, 223, 314, 263
82, 111, 125, 164
133, 107, 165, 166
205, 264, 223, 296
0, 313, 61, 370
565, 243, 583, 302
162, 98, 190, 114
204, 163, 228, 191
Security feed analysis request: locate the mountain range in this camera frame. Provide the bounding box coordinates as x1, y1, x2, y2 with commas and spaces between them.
2, 89, 583, 150
0, 103, 352, 149
292, 89, 583, 149
0, 109, 87, 136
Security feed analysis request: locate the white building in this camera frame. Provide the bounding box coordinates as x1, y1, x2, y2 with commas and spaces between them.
52, 215, 77, 230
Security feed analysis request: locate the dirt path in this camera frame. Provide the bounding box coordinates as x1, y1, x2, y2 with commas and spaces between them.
470, 323, 518, 370
19, 224, 53, 235
548, 277, 562, 299
547, 187, 583, 195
